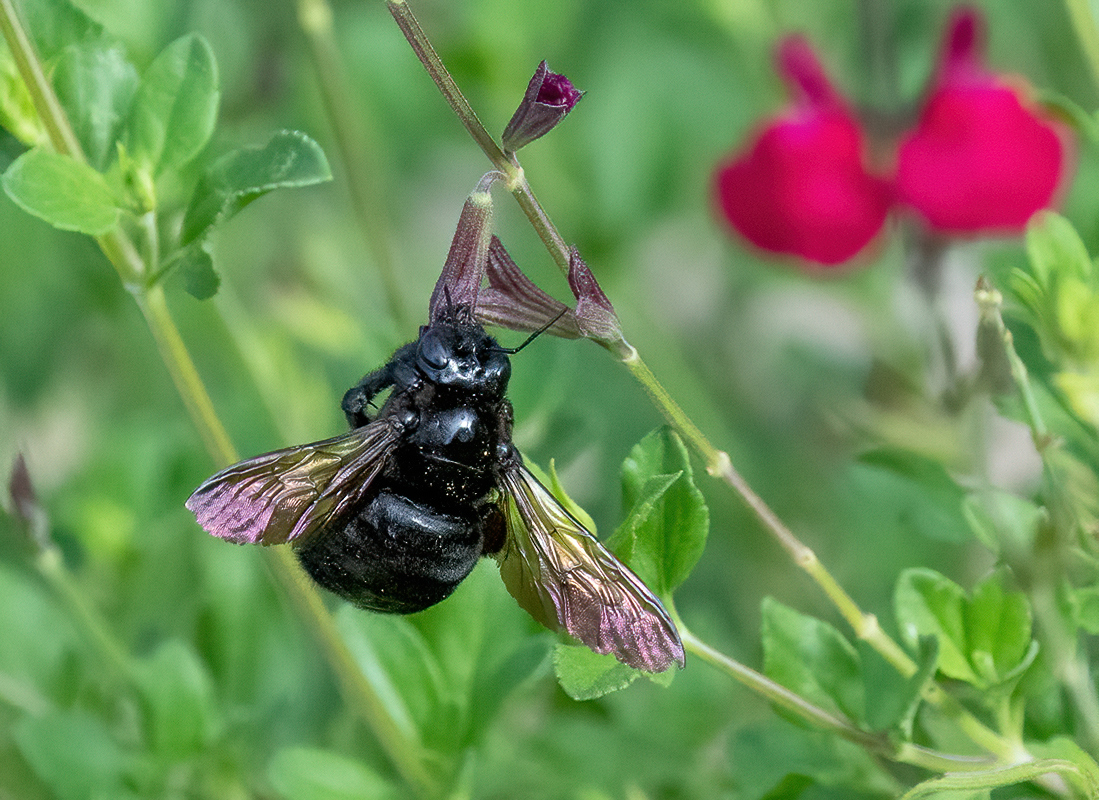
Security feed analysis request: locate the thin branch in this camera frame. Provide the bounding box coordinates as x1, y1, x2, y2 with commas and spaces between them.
0, 2, 438, 793
682, 628, 996, 775
385, 0, 1018, 763
297, 0, 412, 331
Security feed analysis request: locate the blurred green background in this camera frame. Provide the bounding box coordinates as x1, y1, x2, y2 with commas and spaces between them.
2, 0, 1096, 797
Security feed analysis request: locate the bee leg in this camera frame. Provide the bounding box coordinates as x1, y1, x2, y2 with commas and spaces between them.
342, 341, 422, 427
342, 363, 397, 427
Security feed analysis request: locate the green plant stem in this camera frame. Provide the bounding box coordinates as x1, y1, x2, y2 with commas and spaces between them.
384, 0, 570, 272
681, 628, 994, 775
386, 0, 1015, 761
1066, 0, 1099, 91
386, 0, 505, 175
0, 0, 84, 160
0, 2, 436, 792
1032, 584, 1099, 757
976, 278, 1099, 758
138, 286, 238, 465
138, 288, 437, 798
899, 759, 1096, 800
36, 545, 136, 684
297, 0, 411, 332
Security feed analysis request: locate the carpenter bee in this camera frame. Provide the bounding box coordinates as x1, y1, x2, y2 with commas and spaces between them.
186, 303, 683, 673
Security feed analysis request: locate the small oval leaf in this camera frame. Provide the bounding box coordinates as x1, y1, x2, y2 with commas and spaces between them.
126, 33, 219, 174
2, 149, 120, 234
182, 130, 331, 244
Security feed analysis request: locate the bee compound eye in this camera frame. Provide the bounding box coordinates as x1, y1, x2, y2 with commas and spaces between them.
418, 330, 449, 371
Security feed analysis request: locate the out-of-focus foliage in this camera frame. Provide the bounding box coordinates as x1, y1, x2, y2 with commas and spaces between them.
3, 0, 1099, 797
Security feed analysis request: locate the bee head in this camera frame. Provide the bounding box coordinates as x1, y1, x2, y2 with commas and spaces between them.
416, 319, 511, 396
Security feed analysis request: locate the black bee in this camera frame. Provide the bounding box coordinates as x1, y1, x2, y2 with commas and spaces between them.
186, 303, 683, 673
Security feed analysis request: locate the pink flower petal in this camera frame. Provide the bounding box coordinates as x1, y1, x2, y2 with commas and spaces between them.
896, 7, 1067, 233
715, 110, 892, 266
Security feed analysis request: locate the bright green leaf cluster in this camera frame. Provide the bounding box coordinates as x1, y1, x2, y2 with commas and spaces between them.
895, 569, 1037, 691
0, 0, 330, 298
761, 597, 935, 737
1013, 212, 1099, 427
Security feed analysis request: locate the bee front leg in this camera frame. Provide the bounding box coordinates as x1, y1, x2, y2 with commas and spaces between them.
342, 362, 398, 428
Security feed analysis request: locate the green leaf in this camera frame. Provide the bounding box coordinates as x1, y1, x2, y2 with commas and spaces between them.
524, 457, 598, 534
173, 242, 220, 299
0, 48, 42, 144
2, 149, 120, 234
894, 569, 1035, 689
19, 0, 105, 63
53, 42, 138, 170
965, 575, 1036, 685
962, 490, 1043, 556
14, 710, 133, 800
125, 34, 219, 175
133, 639, 218, 759
468, 635, 550, 737
1026, 211, 1092, 287
859, 635, 937, 736
181, 130, 331, 244
348, 613, 445, 736
1068, 584, 1099, 635
761, 597, 865, 725
267, 747, 397, 800
552, 643, 640, 700
334, 606, 418, 741
609, 426, 708, 597
0, 564, 77, 686
895, 569, 974, 684
730, 719, 899, 799
546, 459, 598, 534
854, 448, 971, 543
1025, 737, 1099, 799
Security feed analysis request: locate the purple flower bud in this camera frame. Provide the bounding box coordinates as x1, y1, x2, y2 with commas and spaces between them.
429, 172, 504, 322
8, 453, 50, 552
567, 249, 627, 355
475, 237, 582, 337
502, 61, 583, 153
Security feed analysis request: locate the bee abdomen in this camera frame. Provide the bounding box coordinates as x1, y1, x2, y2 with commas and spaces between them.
296, 490, 484, 614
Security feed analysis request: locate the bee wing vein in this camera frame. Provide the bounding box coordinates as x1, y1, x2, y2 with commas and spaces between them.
186, 422, 397, 546
497, 464, 684, 673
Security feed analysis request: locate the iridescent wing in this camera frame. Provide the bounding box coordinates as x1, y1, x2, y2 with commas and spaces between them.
496, 462, 684, 673
185, 420, 399, 546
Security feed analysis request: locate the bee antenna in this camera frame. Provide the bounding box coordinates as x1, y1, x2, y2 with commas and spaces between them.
492, 307, 569, 355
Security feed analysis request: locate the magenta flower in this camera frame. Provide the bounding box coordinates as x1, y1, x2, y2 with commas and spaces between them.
502, 61, 583, 153
715, 37, 891, 266
896, 9, 1066, 233
714, 7, 1069, 268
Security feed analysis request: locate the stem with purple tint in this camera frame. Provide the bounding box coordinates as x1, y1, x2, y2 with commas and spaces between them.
0, 0, 435, 793
385, 0, 1024, 764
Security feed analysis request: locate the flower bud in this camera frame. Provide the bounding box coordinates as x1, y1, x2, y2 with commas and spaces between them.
8, 453, 50, 553
429, 172, 504, 322
567, 249, 628, 356
502, 61, 583, 153
476, 237, 582, 338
